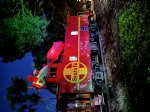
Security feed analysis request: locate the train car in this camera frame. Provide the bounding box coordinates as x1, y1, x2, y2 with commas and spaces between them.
46, 15, 95, 111
27, 0, 110, 112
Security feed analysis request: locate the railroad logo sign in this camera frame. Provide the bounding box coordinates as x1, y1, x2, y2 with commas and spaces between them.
63, 62, 87, 83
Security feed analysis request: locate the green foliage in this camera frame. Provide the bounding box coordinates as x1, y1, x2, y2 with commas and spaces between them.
3, 10, 47, 49
0, 1, 48, 62
7, 76, 41, 112
119, 1, 150, 111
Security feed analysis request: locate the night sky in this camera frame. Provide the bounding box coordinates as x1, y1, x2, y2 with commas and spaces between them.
0, 52, 56, 112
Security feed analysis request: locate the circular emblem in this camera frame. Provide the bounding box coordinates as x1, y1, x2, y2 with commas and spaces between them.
63, 62, 87, 83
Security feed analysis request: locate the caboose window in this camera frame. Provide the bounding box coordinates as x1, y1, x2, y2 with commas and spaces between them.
49, 67, 57, 78
50, 68, 57, 72
80, 26, 88, 31
71, 31, 78, 35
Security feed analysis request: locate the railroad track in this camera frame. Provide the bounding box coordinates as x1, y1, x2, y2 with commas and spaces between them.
89, 0, 111, 111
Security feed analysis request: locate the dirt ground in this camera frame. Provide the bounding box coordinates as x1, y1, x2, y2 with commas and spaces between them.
94, 0, 126, 111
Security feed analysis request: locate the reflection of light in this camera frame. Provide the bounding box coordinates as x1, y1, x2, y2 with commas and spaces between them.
51, 49, 54, 53
69, 56, 77, 61
66, 43, 71, 47
75, 103, 78, 107
71, 31, 78, 35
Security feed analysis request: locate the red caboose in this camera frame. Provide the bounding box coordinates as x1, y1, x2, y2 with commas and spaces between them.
46, 15, 95, 111
27, 14, 106, 111
27, 14, 105, 111
27, 0, 110, 111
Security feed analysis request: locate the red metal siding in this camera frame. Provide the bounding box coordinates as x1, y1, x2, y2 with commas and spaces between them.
57, 15, 93, 93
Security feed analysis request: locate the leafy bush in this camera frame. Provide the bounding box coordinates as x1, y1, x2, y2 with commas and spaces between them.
0, 1, 48, 62
119, 1, 150, 111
